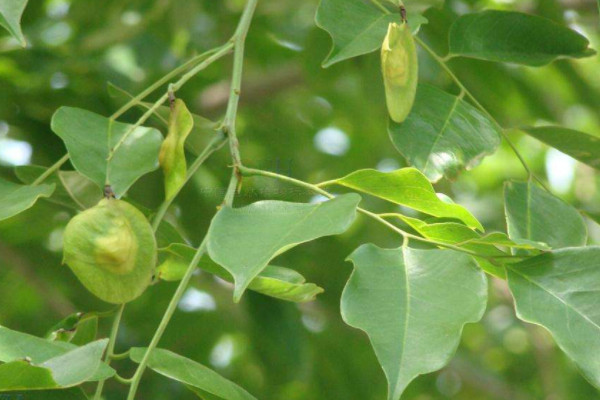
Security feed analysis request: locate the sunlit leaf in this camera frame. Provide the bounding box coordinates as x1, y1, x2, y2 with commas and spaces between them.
523, 126, 600, 169
51, 107, 163, 198
391, 214, 548, 278
448, 10, 595, 66
207, 194, 360, 301
0, 0, 28, 46
342, 244, 487, 400
158, 244, 324, 303
0, 177, 54, 221
507, 248, 600, 389
504, 181, 587, 249
323, 168, 482, 230
316, 0, 427, 67
130, 347, 257, 400
388, 85, 501, 182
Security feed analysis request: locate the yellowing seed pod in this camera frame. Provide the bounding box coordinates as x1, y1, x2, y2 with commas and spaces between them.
62, 198, 156, 304
381, 21, 418, 123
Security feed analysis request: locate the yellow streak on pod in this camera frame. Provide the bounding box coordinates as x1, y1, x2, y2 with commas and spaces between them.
381, 22, 418, 123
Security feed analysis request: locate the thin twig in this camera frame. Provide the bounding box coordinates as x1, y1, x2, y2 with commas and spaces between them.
93, 303, 125, 400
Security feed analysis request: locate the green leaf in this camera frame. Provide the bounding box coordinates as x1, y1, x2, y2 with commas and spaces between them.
507, 247, 600, 389
523, 126, 600, 170
0, 177, 55, 221
46, 313, 98, 346
0, 362, 57, 391
158, 244, 324, 303
391, 214, 548, 278
324, 168, 482, 230
51, 107, 163, 198
448, 10, 596, 66
15, 165, 102, 210
0, 0, 28, 46
315, 0, 427, 67
130, 347, 257, 400
0, 325, 114, 382
342, 244, 487, 400
504, 181, 587, 249
0, 339, 108, 391
207, 194, 360, 301
159, 99, 194, 200
388, 85, 501, 182
8, 388, 89, 400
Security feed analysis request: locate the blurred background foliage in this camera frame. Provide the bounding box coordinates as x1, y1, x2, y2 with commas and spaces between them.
1, 0, 600, 399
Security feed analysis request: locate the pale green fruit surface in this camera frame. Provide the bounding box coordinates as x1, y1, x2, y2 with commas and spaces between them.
62, 198, 156, 304
381, 22, 418, 123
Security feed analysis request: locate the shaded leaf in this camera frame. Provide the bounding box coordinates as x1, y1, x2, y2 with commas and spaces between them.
342, 244, 487, 400
0, 0, 28, 46
130, 348, 257, 400
15, 165, 102, 210
504, 181, 587, 249
523, 126, 600, 169
507, 248, 600, 388
388, 85, 501, 182
0, 339, 108, 391
46, 312, 98, 346
316, 0, 427, 67
51, 107, 163, 198
324, 168, 482, 230
158, 244, 324, 303
159, 99, 194, 199
448, 10, 595, 66
207, 194, 360, 301
0, 177, 54, 221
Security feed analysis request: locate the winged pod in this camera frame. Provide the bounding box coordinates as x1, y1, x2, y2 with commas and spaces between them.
381, 18, 418, 123
62, 198, 156, 304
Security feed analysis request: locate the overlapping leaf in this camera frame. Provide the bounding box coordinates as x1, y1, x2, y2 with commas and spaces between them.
448, 10, 595, 66
51, 107, 163, 197
158, 244, 324, 303
523, 126, 600, 170
0, 339, 108, 391
315, 0, 427, 67
15, 165, 102, 210
392, 214, 548, 277
0, 0, 28, 46
0, 177, 54, 221
0, 326, 114, 381
504, 181, 587, 249
207, 194, 360, 301
388, 85, 501, 182
130, 348, 257, 400
507, 248, 600, 389
322, 168, 482, 230
342, 244, 487, 400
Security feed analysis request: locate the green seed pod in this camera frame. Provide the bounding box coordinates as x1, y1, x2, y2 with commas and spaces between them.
381, 21, 418, 123
62, 198, 156, 304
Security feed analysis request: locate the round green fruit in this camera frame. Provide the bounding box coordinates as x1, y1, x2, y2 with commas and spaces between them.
62, 198, 157, 304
